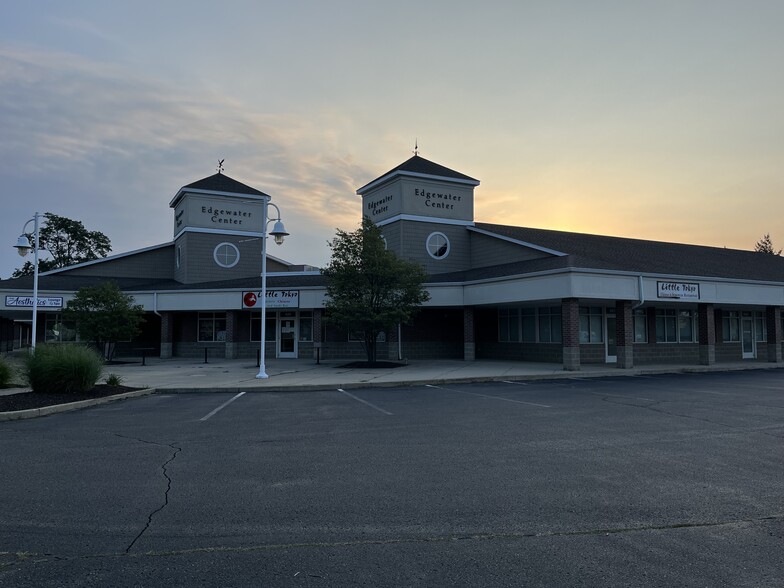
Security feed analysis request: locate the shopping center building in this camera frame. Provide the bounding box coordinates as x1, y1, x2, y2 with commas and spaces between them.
1, 155, 783, 370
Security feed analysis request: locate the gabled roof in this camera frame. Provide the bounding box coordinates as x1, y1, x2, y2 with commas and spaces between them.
170, 173, 270, 207
356, 155, 480, 194
40, 243, 174, 276
474, 222, 784, 282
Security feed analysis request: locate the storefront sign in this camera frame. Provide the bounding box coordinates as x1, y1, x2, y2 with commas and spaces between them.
5, 296, 64, 308
366, 194, 394, 217
242, 290, 299, 309
657, 281, 700, 300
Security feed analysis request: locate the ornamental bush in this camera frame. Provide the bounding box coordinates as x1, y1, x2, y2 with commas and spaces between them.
0, 356, 12, 388
24, 344, 104, 394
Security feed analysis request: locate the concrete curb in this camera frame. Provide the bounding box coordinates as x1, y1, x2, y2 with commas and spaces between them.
0, 388, 156, 422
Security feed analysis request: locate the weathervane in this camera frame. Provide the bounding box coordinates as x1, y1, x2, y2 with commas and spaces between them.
217, 159, 225, 174
413, 139, 419, 156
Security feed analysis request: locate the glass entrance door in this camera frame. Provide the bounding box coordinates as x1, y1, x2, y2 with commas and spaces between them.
278, 312, 297, 358
741, 316, 755, 359
605, 310, 617, 363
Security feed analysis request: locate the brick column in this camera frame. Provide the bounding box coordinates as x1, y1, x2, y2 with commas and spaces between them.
463, 307, 475, 361
698, 303, 715, 365
313, 309, 323, 360
766, 306, 782, 363
225, 310, 239, 359
616, 300, 634, 368
562, 298, 580, 371
160, 312, 174, 359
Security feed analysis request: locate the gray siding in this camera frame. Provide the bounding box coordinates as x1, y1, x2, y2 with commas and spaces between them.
174, 232, 289, 284
394, 221, 471, 274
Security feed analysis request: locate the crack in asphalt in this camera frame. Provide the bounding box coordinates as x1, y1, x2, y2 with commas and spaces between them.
2, 512, 783, 568
113, 434, 182, 554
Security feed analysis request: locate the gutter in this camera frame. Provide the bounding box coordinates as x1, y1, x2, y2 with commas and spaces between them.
632, 276, 645, 309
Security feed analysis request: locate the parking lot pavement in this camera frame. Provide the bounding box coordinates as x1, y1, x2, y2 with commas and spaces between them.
1, 371, 783, 586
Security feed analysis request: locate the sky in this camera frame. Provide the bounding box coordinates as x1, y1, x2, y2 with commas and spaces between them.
1, 1, 783, 279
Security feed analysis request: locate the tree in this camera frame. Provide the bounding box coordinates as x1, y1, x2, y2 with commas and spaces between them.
754, 233, 781, 255
322, 217, 430, 365
63, 282, 144, 361
12, 213, 112, 277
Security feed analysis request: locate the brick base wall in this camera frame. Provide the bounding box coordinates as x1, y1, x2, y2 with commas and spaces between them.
633, 344, 700, 364
477, 342, 562, 363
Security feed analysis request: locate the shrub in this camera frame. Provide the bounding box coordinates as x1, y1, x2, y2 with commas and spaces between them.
105, 373, 123, 386
0, 356, 12, 388
24, 344, 104, 394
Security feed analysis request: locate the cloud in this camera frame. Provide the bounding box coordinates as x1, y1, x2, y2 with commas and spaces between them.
0, 45, 377, 276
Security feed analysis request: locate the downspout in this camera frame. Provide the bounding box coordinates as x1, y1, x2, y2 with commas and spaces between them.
153, 292, 161, 316
632, 276, 645, 309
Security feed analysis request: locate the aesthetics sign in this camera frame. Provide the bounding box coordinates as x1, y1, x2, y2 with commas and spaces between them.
657, 281, 700, 300
5, 296, 64, 308
242, 290, 299, 309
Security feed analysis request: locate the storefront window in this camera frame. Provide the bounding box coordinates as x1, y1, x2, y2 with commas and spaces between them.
45, 313, 79, 342
579, 307, 603, 343
656, 309, 697, 343
522, 309, 536, 342
250, 312, 277, 342
538, 307, 562, 343
633, 309, 647, 343
198, 312, 226, 342
754, 312, 767, 342
498, 308, 520, 342
722, 311, 740, 342
299, 311, 313, 342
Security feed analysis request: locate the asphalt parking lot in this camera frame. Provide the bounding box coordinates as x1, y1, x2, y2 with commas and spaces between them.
1, 371, 783, 587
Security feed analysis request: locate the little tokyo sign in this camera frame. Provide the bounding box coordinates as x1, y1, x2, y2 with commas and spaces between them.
657, 281, 700, 300
5, 296, 63, 308
242, 290, 299, 309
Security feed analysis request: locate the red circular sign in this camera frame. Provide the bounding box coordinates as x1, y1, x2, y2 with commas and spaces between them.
243, 292, 258, 307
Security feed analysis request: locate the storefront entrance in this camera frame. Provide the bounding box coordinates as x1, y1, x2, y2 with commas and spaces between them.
605, 309, 617, 363
278, 311, 298, 358
741, 314, 756, 359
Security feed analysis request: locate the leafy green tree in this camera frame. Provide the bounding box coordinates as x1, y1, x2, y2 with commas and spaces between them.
12, 213, 112, 277
754, 233, 781, 255
63, 282, 144, 361
322, 217, 430, 364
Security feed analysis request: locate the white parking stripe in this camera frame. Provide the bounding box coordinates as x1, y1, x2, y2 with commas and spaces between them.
426, 384, 551, 408
338, 389, 393, 415
200, 392, 246, 421
502, 380, 528, 386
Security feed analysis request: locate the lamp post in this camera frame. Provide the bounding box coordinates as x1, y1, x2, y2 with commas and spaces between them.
257, 198, 289, 379
13, 212, 42, 351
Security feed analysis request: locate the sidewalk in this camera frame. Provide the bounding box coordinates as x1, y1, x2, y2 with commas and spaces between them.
3, 356, 782, 398
81, 356, 784, 393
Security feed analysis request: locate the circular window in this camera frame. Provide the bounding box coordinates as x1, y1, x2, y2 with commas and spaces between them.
213, 242, 240, 268
426, 232, 450, 259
